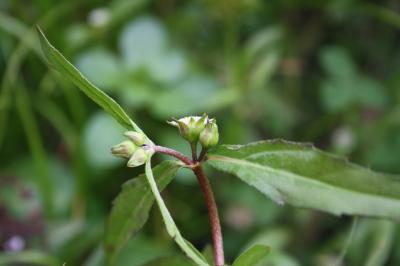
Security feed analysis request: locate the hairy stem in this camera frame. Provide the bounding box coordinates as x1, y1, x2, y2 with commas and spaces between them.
193, 165, 224, 266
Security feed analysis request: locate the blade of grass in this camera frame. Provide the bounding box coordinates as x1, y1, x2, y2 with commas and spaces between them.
15, 84, 53, 217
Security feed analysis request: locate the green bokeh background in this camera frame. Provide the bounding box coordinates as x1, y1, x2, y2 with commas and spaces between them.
1, 0, 400, 265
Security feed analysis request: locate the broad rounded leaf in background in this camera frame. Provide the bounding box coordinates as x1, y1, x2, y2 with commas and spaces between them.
119, 15, 166, 69
75, 48, 121, 91
119, 82, 153, 109
208, 140, 400, 220
147, 49, 187, 83
151, 75, 237, 118
83, 112, 125, 169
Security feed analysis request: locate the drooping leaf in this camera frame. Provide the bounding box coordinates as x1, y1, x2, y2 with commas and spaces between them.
232, 245, 270, 266
104, 161, 181, 265
144, 161, 209, 266
208, 140, 400, 221
36, 26, 142, 133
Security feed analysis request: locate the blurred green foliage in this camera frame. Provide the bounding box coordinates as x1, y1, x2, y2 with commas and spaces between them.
0, 0, 400, 265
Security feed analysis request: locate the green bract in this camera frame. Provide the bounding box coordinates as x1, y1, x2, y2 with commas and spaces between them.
127, 147, 148, 167
124, 131, 146, 146
168, 114, 207, 143
111, 132, 154, 168
111, 140, 137, 159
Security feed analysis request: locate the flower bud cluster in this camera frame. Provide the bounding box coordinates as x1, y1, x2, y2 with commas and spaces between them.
111, 131, 153, 167
168, 114, 219, 149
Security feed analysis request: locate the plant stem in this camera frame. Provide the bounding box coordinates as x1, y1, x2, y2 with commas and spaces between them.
153, 145, 193, 165
193, 165, 225, 266
154, 145, 225, 265
198, 147, 208, 162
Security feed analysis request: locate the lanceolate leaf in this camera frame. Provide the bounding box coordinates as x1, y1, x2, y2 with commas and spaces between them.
208, 140, 400, 221
36, 26, 143, 133
232, 245, 270, 266
104, 161, 181, 265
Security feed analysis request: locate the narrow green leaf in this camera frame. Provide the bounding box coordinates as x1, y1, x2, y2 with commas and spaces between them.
208, 140, 400, 221
104, 160, 181, 264
36, 26, 143, 133
232, 245, 270, 266
144, 161, 209, 266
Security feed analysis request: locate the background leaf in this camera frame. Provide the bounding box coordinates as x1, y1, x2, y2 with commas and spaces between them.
143, 255, 195, 266
208, 140, 400, 220
75, 48, 122, 90
83, 112, 125, 169
232, 244, 270, 266
0, 251, 60, 266
104, 160, 181, 264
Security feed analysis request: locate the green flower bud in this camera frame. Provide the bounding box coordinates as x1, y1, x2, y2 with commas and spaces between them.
199, 120, 219, 148
127, 147, 148, 167
111, 140, 137, 159
167, 114, 207, 143
112, 132, 154, 167
124, 131, 146, 146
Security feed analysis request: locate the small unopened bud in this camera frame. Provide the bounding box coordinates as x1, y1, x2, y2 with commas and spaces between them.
124, 131, 146, 146
111, 140, 137, 159
127, 147, 148, 167
199, 120, 219, 148
167, 114, 207, 143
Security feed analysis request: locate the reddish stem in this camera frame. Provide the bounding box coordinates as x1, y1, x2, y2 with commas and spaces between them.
193, 166, 225, 266
154, 145, 225, 266
153, 145, 193, 165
